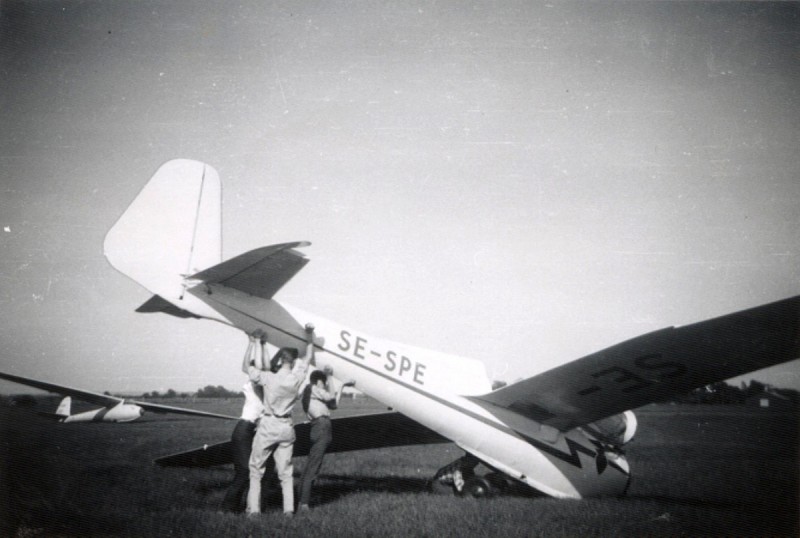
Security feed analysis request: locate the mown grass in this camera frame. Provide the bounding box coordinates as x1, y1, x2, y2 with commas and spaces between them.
1, 398, 797, 537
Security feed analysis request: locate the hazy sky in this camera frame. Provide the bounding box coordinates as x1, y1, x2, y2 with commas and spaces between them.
1, 1, 799, 395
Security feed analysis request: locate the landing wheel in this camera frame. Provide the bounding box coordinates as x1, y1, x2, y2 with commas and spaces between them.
461, 477, 493, 498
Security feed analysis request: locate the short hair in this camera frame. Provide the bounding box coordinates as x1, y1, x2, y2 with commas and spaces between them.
270, 347, 299, 373
310, 369, 327, 385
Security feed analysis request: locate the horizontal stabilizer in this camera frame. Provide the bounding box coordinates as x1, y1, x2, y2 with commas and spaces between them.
187, 242, 310, 300
472, 295, 800, 431
136, 295, 199, 318
156, 411, 447, 467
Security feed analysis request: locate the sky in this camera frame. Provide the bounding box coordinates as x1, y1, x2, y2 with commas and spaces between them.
1, 1, 799, 395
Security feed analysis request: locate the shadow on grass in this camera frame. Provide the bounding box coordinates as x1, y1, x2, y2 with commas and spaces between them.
307, 473, 542, 507
625, 494, 754, 509
625, 493, 799, 535
1, 434, 131, 536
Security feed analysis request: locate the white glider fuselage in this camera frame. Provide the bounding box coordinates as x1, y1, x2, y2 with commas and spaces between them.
188, 284, 631, 499
61, 402, 145, 423
102, 159, 630, 498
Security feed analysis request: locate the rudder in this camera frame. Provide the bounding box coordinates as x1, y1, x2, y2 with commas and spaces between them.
104, 159, 222, 315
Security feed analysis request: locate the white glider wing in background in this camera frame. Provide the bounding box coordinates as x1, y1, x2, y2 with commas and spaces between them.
0, 371, 237, 423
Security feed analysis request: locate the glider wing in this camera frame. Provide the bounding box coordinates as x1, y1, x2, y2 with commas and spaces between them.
0, 371, 238, 421
130, 401, 237, 420
0, 371, 123, 408
155, 411, 448, 467
471, 295, 800, 431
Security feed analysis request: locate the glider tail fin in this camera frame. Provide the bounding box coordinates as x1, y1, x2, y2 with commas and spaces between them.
55, 396, 71, 417
103, 159, 222, 317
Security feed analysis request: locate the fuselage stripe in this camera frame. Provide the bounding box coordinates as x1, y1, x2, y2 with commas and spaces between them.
202, 293, 627, 475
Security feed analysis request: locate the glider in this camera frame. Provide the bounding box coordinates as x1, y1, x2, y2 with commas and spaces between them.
104, 159, 799, 498
0, 371, 237, 423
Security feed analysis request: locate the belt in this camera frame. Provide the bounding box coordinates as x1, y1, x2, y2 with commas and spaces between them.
264, 413, 292, 419
310, 415, 331, 422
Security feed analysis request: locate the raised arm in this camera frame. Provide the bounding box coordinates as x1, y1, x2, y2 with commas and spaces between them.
255, 332, 267, 371
240, 334, 256, 374
242, 331, 268, 373
300, 323, 315, 364
326, 372, 344, 408
292, 323, 316, 380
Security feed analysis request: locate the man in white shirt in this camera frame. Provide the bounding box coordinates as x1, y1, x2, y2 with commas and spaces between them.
221, 333, 266, 512
298, 368, 342, 511
246, 324, 315, 517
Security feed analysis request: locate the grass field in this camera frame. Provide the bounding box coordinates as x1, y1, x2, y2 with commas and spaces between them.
1, 397, 797, 537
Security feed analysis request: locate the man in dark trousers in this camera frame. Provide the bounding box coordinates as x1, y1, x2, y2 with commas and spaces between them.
298, 367, 343, 511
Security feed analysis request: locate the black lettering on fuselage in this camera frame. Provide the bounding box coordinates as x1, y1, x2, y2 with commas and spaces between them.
413, 362, 426, 385
338, 330, 352, 352
385, 350, 397, 372
337, 330, 427, 386
354, 336, 367, 360
399, 356, 412, 377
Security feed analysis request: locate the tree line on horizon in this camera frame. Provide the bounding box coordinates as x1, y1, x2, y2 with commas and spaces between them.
672, 379, 798, 405
3, 379, 797, 407
140, 385, 241, 399
139, 379, 797, 404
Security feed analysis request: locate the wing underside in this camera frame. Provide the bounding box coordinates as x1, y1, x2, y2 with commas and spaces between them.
155, 411, 448, 467
472, 295, 800, 431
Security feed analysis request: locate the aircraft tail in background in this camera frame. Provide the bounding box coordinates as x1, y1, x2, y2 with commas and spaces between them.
55, 396, 71, 418
36, 396, 72, 422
